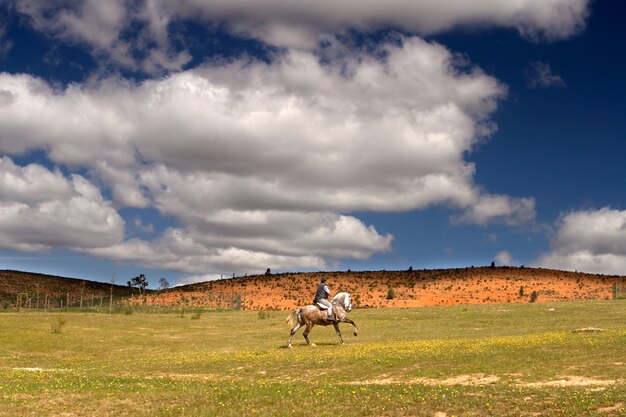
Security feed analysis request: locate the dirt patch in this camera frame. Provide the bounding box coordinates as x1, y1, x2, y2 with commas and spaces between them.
12, 367, 69, 373
347, 373, 499, 386
573, 327, 605, 333
416, 374, 500, 386
522, 376, 620, 388
597, 403, 624, 413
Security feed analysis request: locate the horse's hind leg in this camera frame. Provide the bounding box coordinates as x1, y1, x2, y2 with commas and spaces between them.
287, 322, 302, 348
333, 323, 344, 345
303, 324, 314, 346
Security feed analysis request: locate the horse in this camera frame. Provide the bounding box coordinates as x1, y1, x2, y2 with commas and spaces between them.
285, 292, 358, 348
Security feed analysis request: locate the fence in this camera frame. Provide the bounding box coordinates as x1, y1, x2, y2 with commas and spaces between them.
613, 283, 626, 300
4, 291, 245, 312
5, 292, 130, 312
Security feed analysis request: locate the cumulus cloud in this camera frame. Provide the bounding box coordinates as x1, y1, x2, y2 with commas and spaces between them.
0, 38, 505, 207
83, 211, 392, 274
13, 0, 589, 70
172, 0, 589, 45
536, 208, 626, 274
526, 61, 566, 89
0, 157, 124, 252
0, 35, 535, 274
454, 194, 536, 225
495, 250, 513, 265
15, 0, 190, 73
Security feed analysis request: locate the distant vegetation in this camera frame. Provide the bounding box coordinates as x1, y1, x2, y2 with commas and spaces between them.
2, 267, 626, 312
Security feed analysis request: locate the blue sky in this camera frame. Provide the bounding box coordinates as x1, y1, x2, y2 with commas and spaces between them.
1, 0, 625, 286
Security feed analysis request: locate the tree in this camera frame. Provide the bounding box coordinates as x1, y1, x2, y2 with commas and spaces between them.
265, 268, 271, 275
129, 274, 149, 296
530, 291, 538, 303
519, 286, 524, 298
490, 261, 496, 268
386, 286, 396, 300
158, 278, 170, 291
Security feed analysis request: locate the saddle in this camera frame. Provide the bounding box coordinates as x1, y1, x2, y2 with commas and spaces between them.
315, 301, 329, 310
314, 301, 336, 321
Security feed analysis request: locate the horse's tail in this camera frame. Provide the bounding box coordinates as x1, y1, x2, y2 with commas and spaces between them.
285, 308, 300, 327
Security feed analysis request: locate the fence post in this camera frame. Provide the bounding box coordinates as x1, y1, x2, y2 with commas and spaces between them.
613, 283, 617, 300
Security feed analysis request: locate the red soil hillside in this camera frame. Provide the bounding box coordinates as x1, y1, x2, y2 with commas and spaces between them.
145, 267, 626, 310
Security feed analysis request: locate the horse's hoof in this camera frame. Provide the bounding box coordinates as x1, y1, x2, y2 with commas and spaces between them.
287, 344, 292, 349
310, 343, 316, 347
354, 332, 358, 336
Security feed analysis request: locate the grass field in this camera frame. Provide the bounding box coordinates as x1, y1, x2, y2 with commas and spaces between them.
1, 301, 626, 416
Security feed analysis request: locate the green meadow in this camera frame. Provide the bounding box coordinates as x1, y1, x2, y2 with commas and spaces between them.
1, 301, 625, 416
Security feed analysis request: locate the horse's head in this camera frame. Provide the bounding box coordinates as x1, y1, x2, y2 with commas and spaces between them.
332, 292, 352, 312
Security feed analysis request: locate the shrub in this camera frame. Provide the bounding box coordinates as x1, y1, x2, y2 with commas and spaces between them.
530, 291, 538, 303
51, 317, 66, 334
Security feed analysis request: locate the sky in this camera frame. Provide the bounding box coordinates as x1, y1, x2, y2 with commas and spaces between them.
0, 0, 625, 287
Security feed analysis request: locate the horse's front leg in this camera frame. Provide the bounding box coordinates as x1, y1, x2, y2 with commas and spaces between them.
287, 321, 302, 348
342, 318, 358, 337
333, 323, 344, 345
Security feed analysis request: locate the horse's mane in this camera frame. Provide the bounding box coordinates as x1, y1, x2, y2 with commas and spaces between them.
331, 292, 351, 310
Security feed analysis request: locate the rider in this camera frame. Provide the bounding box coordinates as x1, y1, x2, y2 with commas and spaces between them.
314, 277, 335, 322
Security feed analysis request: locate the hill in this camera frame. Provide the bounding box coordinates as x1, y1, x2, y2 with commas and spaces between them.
0, 270, 138, 310
3, 267, 626, 311
148, 266, 626, 310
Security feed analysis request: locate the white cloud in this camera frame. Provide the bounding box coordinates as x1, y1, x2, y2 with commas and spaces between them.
495, 250, 512, 265
133, 217, 154, 234
454, 194, 536, 225
83, 232, 328, 274
526, 61, 566, 89
201, 0, 589, 46
82, 209, 392, 274
0, 38, 508, 211
16, 0, 190, 72
536, 208, 626, 274
0, 36, 537, 273
14, 0, 589, 70
175, 273, 225, 286
0, 157, 124, 252
0, 20, 13, 57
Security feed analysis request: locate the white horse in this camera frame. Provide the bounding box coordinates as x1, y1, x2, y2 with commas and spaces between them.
285, 292, 358, 348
